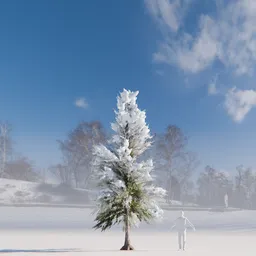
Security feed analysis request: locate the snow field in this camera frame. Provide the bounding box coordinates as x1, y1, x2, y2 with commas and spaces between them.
1, 207, 256, 255
1, 230, 255, 256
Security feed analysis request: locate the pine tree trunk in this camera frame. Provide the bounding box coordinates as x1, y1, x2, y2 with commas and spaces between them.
120, 210, 134, 250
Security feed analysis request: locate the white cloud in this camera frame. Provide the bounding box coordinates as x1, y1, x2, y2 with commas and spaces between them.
208, 75, 219, 95
224, 88, 256, 122
146, 0, 256, 75
74, 98, 88, 109
145, 0, 182, 32
146, 0, 256, 122
208, 82, 217, 95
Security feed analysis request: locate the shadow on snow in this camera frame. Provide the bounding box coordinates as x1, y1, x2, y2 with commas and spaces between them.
0, 248, 178, 253
0, 248, 82, 253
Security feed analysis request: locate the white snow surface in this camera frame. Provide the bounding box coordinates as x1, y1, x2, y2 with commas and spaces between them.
1, 206, 256, 255
0, 178, 91, 204
0, 178, 45, 203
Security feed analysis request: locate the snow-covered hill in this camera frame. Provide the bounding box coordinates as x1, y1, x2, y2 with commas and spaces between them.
0, 178, 239, 212
0, 178, 92, 205
0, 178, 199, 209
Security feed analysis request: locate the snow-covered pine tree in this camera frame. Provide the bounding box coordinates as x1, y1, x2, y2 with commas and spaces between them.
92, 89, 166, 250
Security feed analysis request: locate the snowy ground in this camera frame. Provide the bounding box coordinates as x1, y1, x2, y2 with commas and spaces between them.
0, 178, 91, 204
1, 207, 256, 255
0, 178, 200, 209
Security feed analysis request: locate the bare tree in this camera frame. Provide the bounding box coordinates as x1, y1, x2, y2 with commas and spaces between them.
155, 125, 188, 204
176, 152, 199, 204
181, 180, 195, 204
54, 121, 106, 188
234, 165, 256, 209
235, 165, 245, 208
39, 168, 47, 183
5, 157, 39, 181
0, 122, 12, 177
197, 166, 232, 207
49, 163, 72, 186
243, 168, 255, 209
235, 165, 244, 191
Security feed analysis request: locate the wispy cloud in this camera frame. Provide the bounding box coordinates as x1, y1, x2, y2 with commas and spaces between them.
145, 0, 187, 32
208, 82, 217, 95
146, 0, 256, 75
208, 75, 219, 95
74, 98, 88, 109
156, 70, 164, 76
224, 88, 256, 123
145, 0, 256, 122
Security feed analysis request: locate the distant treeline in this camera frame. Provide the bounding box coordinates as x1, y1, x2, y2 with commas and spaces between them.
1, 120, 256, 209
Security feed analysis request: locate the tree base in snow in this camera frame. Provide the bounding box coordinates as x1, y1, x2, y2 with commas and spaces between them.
120, 244, 134, 251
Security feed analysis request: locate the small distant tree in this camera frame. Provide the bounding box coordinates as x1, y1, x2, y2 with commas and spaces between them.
197, 166, 232, 207
0, 122, 12, 177
5, 157, 39, 182
49, 163, 72, 186
235, 165, 256, 209
93, 89, 166, 250
176, 152, 199, 204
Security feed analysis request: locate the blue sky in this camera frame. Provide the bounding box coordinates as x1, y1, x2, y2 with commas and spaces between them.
1, 0, 256, 174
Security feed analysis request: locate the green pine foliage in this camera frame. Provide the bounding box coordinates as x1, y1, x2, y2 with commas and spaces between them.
92, 89, 166, 239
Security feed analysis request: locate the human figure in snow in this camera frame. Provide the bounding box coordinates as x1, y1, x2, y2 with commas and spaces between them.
171, 211, 196, 251
224, 193, 228, 208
